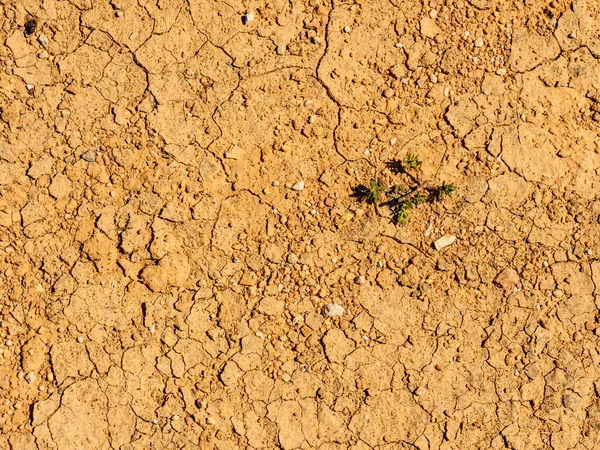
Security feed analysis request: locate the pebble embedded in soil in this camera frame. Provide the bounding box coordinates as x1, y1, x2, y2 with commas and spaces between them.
242, 13, 254, 25
81, 151, 96, 162
322, 303, 345, 317
38, 34, 49, 48
291, 180, 305, 191
434, 235, 456, 251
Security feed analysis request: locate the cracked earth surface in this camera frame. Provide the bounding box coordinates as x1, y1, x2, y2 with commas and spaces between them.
2, 0, 600, 449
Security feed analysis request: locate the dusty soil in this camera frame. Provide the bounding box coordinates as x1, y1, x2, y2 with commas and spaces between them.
2, 0, 600, 448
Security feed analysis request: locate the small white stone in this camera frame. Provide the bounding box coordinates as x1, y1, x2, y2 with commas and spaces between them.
395, 42, 403, 48
5, 340, 13, 346
291, 180, 305, 191
343, 26, 351, 33
429, 9, 438, 19
206, 417, 217, 425
25, 372, 35, 384
37, 34, 49, 48
355, 275, 365, 285
568, 32, 577, 39
287, 253, 299, 264
496, 68, 507, 76
433, 235, 456, 251
474, 37, 484, 47
276, 45, 286, 55
308, 115, 317, 124
443, 86, 450, 97
322, 303, 345, 317
243, 13, 254, 25
390, 137, 397, 145
76, 336, 84, 343
429, 73, 438, 83
116, 10, 123, 17
463, 31, 470, 39
26, 84, 34, 91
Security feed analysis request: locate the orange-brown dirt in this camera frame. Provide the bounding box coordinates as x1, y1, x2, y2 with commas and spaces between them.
2, 0, 600, 449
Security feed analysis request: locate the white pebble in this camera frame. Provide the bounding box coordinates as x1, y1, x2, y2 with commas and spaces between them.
474, 37, 484, 47
343, 26, 351, 33
443, 86, 450, 97
76, 336, 84, 343
25, 372, 35, 384
276, 45, 286, 55
496, 68, 507, 76
429, 9, 438, 19
429, 73, 438, 83
322, 303, 345, 318
291, 180, 305, 191
206, 417, 217, 425
243, 13, 254, 25
390, 137, 397, 145
434, 235, 456, 251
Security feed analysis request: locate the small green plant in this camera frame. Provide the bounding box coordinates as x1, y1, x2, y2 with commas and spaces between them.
366, 179, 387, 204
394, 202, 411, 225
355, 155, 456, 225
403, 153, 422, 170
435, 181, 456, 200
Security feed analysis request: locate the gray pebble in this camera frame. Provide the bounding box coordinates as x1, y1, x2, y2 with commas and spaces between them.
38, 34, 49, 48
81, 151, 96, 162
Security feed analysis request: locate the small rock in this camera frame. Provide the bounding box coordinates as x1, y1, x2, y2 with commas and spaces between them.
324, 198, 334, 207
493, 268, 519, 290
242, 12, 254, 25
496, 68, 507, 76
291, 180, 305, 191
206, 417, 217, 425
287, 252, 299, 264
420, 17, 441, 38
276, 45, 286, 55
383, 88, 395, 98
38, 34, 49, 48
433, 235, 456, 251
322, 303, 344, 317
343, 26, 351, 33
81, 151, 96, 162
25, 372, 35, 383
76, 336, 84, 343
355, 275, 365, 285
474, 37, 484, 47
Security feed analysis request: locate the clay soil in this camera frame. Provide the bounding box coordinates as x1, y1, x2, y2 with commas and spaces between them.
2, 0, 600, 448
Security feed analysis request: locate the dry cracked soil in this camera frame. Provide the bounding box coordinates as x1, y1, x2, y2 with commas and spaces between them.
2, 0, 600, 449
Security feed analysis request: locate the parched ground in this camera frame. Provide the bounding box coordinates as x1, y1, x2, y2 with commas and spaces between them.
1, 0, 600, 448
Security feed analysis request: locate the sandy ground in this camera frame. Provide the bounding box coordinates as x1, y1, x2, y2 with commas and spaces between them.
2, 0, 600, 448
